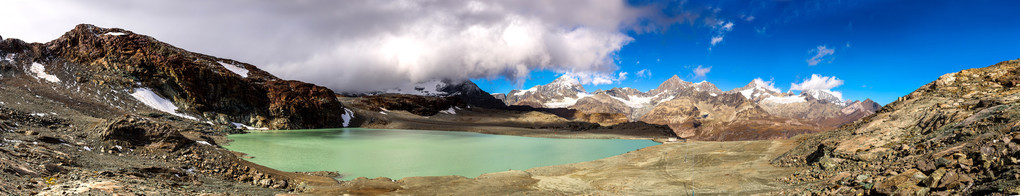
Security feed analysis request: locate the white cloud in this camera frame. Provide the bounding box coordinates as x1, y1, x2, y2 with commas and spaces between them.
790, 74, 843, 91
636, 69, 651, 78
561, 71, 627, 85
0, 0, 650, 92
709, 21, 733, 48
806, 45, 835, 66
710, 36, 724, 45
692, 65, 711, 78
751, 78, 782, 92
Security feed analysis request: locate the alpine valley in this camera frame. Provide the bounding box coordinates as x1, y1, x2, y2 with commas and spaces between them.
1, 24, 1017, 195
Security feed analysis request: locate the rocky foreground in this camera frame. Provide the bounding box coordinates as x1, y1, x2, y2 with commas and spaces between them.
775, 59, 1020, 195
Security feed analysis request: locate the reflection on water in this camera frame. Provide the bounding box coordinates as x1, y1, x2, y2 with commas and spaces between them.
226, 128, 658, 180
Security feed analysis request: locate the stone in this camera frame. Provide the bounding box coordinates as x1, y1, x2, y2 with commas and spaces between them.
936, 170, 972, 189
916, 159, 936, 172
875, 169, 926, 195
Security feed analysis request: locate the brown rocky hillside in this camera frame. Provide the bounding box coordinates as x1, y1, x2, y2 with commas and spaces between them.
774, 59, 1020, 195
2, 24, 345, 129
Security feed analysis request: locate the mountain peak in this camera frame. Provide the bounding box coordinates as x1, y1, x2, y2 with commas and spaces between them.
743, 78, 781, 93
656, 74, 693, 90
801, 89, 844, 103
550, 74, 581, 86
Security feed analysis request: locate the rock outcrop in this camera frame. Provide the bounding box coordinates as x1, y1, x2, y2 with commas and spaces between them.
774, 59, 1020, 195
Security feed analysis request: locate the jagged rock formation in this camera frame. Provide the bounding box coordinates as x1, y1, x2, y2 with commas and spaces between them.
498, 75, 590, 108
493, 74, 881, 140
0, 24, 345, 129
774, 59, 1020, 195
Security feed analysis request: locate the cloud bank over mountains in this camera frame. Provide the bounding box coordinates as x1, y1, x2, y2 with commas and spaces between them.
2, 0, 835, 93
2, 0, 663, 92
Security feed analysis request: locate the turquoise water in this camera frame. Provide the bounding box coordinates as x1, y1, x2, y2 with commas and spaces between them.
225, 128, 658, 180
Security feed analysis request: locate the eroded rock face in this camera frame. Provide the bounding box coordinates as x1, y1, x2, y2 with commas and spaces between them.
13, 24, 345, 129
775, 59, 1020, 195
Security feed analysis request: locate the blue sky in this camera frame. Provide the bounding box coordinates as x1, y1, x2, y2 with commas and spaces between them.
473, 0, 1020, 105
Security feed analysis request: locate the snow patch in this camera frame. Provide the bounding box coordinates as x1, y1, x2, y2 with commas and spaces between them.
763, 95, 807, 104
543, 92, 590, 108
739, 89, 754, 99
130, 88, 197, 120
610, 94, 655, 108
439, 107, 457, 115
513, 87, 537, 96
195, 141, 211, 145
104, 32, 126, 36
29, 63, 61, 83
341, 108, 354, 127
230, 122, 267, 130
218, 61, 249, 78
31, 113, 47, 117
710, 93, 718, 97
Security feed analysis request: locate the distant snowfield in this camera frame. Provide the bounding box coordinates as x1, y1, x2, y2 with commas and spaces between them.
29, 63, 61, 83
543, 92, 590, 108
219, 61, 249, 78
130, 88, 197, 120
763, 95, 807, 104
611, 94, 658, 108
104, 32, 126, 36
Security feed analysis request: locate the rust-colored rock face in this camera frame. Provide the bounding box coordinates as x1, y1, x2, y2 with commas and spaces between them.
265, 80, 346, 129
14, 24, 345, 129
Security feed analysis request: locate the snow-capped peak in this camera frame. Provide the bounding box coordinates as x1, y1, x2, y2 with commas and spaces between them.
749, 78, 781, 93
550, 75, 581, 87
802, 89, 844, 103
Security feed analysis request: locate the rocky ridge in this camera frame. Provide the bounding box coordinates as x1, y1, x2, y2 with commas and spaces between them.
4, 24, 348, 130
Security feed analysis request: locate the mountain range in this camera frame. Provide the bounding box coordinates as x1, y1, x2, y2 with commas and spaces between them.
492, 75, 881, 140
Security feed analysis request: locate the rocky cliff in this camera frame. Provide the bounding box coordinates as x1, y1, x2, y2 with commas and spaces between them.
0, 24, 345, 129
774, 59, 1020, 195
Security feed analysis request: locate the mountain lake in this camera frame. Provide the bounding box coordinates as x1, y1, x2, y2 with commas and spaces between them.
225, 128, 659, 180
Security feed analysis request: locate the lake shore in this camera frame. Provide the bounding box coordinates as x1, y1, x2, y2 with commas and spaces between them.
283, 138, 804, 195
